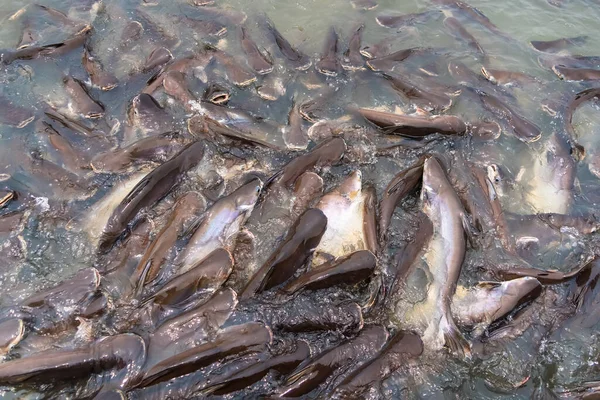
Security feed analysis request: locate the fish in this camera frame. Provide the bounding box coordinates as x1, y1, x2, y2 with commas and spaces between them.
162, 71, 196, 111
214, 49, 257, 87
179, 15, 227, 37
383, 73, 453, 112
36, 120, 87, 172
257, 73, 287, 101
277, 325, 388, 397
193, 6, 248, 25
469, 120, 501, 139
526, 133, 575, 214
480, 67, 538, 86
0, 190, 16, 209
359, 37, 394, 59
262, 15, 311, 70
132, 192, 206, 293
331, 331, 423, 398
537, 213, 599, 234
0, 334, 146, 388
379, 157, 425, 242
138, 322, 272, 388
63, 76, 105, 119
177, 179, 262, 274
82, 44, 118, 91
433, 0, 509, 40
145, 248, 233, 306
91, 131, 186, 173
478, 90, 541, 143
376, 10, 441, 28
358, 108, 467, 137
283, 100, 309, 150
530, 36, 588, 53
44, 108, 98, 136
495, 260, 590, 284
366, 47, 426, 72
127, 93, 173, 136
314, 170, 377, 264
240, 208, 328, 299
342, 24, 364, 71
203, 83, 231, 105
99, 141, 205, 252
316, 27, 342, 77
27, 155, 94, 200
282, 250, 376, 294
408, 156, 471, 356
552, 65, 600, 81
147, 288, 237, 359
120, 21, 144, 48
351, 0, 378, 10
143, 46, 173, 72
0, 96, 35, 128
565, 87, 600, 159
452, 278, 542, 335
291, 172, 324, 218
298, 88, 337, 123
443, 16, 484, 54
240, 26, 273, 75
201, 341, 310, 395
0, 318, 25, 357
16, 17, 37, 49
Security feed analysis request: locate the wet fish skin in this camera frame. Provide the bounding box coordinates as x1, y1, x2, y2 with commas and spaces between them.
143, 46, 173, 72
132, 192, 206, 293
202, 341, 310, 396
262, 15, 312, 70
530, 35, 588, 53
316, 27, 342, 77
63, 76, 105, 119
240, 26, 273, 75
496, 260, 590, 284
452, 278, 542, 333
162, 71, 196, 110
36, 120, 86, 172
283, 100, 309, 150
537, 213, 599, 234
203, 83, 231, 105
278, 325, 388, 397
376, 10, 441, 28
416, 156, 471, 356
480, 67, 538, 86
292, 171, 324, 218
358, 108, 467, 137
331, 330, 423, 398
443, 16, 484, 54
146, 248, 233, 306
0, 96, 35, 128
342, 24, 364, 71
0, 318, 25, 356
214, 49, 257, 87
82, 44, 118, 91
127, 93, 173, 135
240, 208, 328, 299
379, 157, 425, 243
565, 87, 600, 159
139, 322, 272, 388
0, 333, 146, 387
552, 64, 600, 81
178, 179, 262, 274
478, 90, 541, 143
366, 47, 425, 72
383, 73, 453, 112
282, 250, 376, 294
351, 0, 378, 10
99, 141, 205, 252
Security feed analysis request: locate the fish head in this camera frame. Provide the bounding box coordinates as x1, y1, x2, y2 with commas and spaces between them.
337, 170, 363, 201
131, 93, 163, 121
421, 156, 446, 212
233, 178, 263, 212
478, 277, 542, 321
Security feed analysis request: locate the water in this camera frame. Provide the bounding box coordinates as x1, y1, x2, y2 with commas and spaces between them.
1, 0, 600, 398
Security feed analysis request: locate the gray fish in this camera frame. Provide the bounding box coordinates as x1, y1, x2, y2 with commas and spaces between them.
278, 325, 388, 397
565, 87, 600, 159
0, 318, 25, 357
162, 71, 196, 111
193, 6, 248, 25
376, 10, 441, 28
16, 17, 37, 49
358, 108, 467, 137
342, 24, 364, 71
201, 341, 310, 396
262, 15, 311, 70
469, 120, 501, 139
283, 250, 376, 294
91, 131, 185, 173
36, 120, 87, 172
316, 27, 342, 77
177, 179, 262, 274
351, 0, 378, 10
63, 76, 105, 119
214, 49, 257, 87
127, 93, 173, 135
552, 64, 600, 81
359, 37, 394, 59
0, 96, 35, 128
139, 322, 272, 388
379, 157, 425, 243
146, 248, 233, 306
99, 141, 205, 252
82, 44, 118, 91
408, 156, 471, 356
496, 259, 590, 285
331, 331, 423, 398
383, 73, 454, 112
203, 82, 231, 105
537, 213, 599, 234
478, 90, 541, 143
531, 36, 588, 53
366, 47, 425, 72
143, 46, 173, 72
240, 26, 273, 75
240, 208, 328, 299
180, 15, 227, 37
132, 192, 206, 293
283, 100, 309, 150
142, 50, 215, 95
443, 16, 484, 54
480, 66, 538, 86
120, 21, 144, 48
0, 334, 146, 388
452, 278, 542, 335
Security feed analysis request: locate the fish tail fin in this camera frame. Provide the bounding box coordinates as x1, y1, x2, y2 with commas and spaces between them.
441, 315, 471, 359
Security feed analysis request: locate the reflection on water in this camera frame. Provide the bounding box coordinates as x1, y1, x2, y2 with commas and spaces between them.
0, 0, 600, 398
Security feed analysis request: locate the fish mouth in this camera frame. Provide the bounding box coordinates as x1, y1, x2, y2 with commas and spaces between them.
16, 116, 35, 128
235, 77, 258, 87
86, 112, 105, 119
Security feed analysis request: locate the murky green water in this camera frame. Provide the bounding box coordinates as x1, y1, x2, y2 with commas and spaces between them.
1, 0, 600, 398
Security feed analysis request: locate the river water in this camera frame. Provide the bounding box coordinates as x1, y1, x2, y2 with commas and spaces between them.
1, 0, 600, 398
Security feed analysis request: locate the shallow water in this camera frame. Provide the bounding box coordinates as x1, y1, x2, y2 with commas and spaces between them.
1, 0, 600, 398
